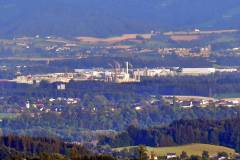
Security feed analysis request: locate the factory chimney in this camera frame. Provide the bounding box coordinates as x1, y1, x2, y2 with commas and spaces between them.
126, 62, 129, 75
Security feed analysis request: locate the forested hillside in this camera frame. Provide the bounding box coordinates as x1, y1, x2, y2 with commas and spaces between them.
0, 0, 240, 37
99, 118, 240, 152
0, 135, 90, 159
2, 74, 240, 141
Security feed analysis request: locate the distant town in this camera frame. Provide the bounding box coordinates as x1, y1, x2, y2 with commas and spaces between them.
11, 63, 239, 84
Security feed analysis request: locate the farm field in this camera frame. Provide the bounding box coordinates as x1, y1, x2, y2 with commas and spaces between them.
76, 34, 152, 44
114, 144, 236, 157
0, 113, 19, 120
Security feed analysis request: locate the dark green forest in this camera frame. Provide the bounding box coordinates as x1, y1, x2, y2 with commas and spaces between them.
1, 74, 240, 141
99, 118, 240, 152
0, 135, 92, 160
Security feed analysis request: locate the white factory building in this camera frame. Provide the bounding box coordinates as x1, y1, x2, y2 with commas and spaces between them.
181, 68, 216, 76
13, 64, 239, 84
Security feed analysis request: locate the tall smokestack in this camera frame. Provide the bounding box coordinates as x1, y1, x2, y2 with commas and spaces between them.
126, 62, 129, 74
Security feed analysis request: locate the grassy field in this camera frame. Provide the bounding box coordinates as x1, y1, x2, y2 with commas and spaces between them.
114, 144, 236, 157
0, 113, 19, 120
76, 34, 152, 44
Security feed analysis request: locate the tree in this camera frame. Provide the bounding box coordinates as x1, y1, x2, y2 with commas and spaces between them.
39, 152, 52, 160
202, 151, 209, 159
189, 155, 201, 160
70, 146, 80, 160
217, 152, 228, 158
138, 145, 148, 160
180, 151, 188, 159
201, 151, 209, 160
150, 151, 156, 160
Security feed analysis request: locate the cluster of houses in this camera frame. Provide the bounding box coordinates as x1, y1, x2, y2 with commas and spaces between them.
148, 152, 234, 160
163, 96, 240, 108
113, 147, 234, 160
158, 45, 211, 57
48, 97, 80, 105
23, 97, 81, 113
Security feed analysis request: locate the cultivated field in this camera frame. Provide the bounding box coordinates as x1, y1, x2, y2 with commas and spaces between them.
76, 34, 152, 44
164, 29, 239, 36
165, 29, 240, 42
114, 144, 236, 157
162, 95, 217, 101
169, 35, 202, 41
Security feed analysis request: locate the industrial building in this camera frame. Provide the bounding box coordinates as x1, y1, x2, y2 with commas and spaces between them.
13, 64, 239, 84
104, 62, 140, 83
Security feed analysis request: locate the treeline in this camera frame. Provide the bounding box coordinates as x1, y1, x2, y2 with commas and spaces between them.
49, 55, 212, 69
2, 73, 240, 141
0, 134, 118, 160
0, 145, 115, 160
3, 102, 240, 141
99, 117, 240, 152
0, 135, 90, 156
2, 73, 240, 142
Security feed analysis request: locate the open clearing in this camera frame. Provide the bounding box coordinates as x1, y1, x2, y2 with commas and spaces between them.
165, 29, 240, 42
114, 144, 236, 157
76, 34, 152, 44
162, 95, 217, 101
0, 113, 19, 120
169, 35, 202, 41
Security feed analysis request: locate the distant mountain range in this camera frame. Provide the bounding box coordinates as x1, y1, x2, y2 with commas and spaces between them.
0, 0, 240, 37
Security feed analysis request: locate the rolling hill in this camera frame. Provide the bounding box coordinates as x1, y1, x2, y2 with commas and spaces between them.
0, 0, 240, 37
114, 144, 236, 157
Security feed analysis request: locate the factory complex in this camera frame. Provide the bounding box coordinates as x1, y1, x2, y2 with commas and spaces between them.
13, 62, 239, 84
